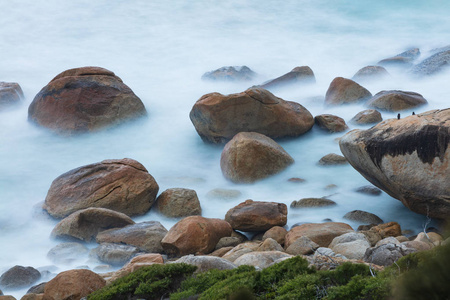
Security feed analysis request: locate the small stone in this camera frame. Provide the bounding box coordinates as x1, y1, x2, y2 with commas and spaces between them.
355, 186, 382, 196
343, 210, 383, 225
201, 66, 256, 81
315, 114, 348, 133
288, 177, 306, 183
290, 198, 337, 208
318, 153, 348, 165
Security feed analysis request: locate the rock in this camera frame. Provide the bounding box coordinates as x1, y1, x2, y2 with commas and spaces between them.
287, 177, 306, 183
51, 208, 134, 242
370, 222, 402, 238
43, 269, 105, 300
225, 200, 287, 232
91, 243, 141, 266
47, 242, 89, 264
262, 226, 288, 246
285, 222, 354, 248
413, 232, 437, 247
155, 188, 201, 218
96, 221, 168, 253
359, 230, 382, 247
201, 66, 256, 81
343, 210, 383, 225
205, 188, 241, 200
209, 247, 234, 257
378, 48, 420, 66
367, 90, 428, 111
222, 242, 260, 262
233, 251, 292, 269
313, 247, 347, 260
231, 231, 249, 243
339, 109, 449, 219
161, 216, 232, 257
21, 294, 43, 300
329, 232, 371, 260
106, 253, 164, 283
0, 82, 24, 109
285, 236, 319, 255
314, 114, 348, 133
363, 243, 409, 266
0, 266, 40, 290
0, 296, 16, 300
350, 109, 382, 125
290, 198, 336, 208
352, 66, 389, 82
190, 87, 314, 143
355, 185, 382, 196
401, 241, 432, 252
421, 232, 444, 246
28, 66, 146, 134
318, 153, 348, 165
215, 237, 241, 250
43, 158, 159, 219
259, 66, 315, 90
257, 238, 284, 252
27, 283, 46, 295
411, 49, 450, 76
171, 255, 236, 273
395, 236, 409, 243
324, 77, 372, 106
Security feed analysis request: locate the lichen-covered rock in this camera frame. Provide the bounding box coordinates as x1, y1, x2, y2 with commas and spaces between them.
324, 77, 372, 105
363, 243, 411, 266
155, 188, 201, 218
0, 266, 40, 290
0, 82, 24, 109
201, 66, 256, 81
170, 255, 237, 273
350, 109, 382, 125
367, 90, 428, 111
314, 114, 348, 132
285, 222, 354, 248
259, 66, 315, 89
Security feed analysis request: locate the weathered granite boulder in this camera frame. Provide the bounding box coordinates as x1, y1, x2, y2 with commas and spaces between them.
257, 238, 284, 252
43, 158, 159, 218
343, 210, 383, 225
190, 87, 314, 143
355, 185, 382, 196
105, 253, 164, 284
28, 66, 146, 134
318, 153, 348, 165
170, 255, 237, 273
378, 48, 420, 66
225, 200, 287, 232
352, 66, 389, 82
215, 237, 241, 250
367, 90, 428, 111
259, 66, 315, 89
329, 232, 371, 260
155, 188, 201, 218
91, 243, 141, 266
285, 222, 354, 248
47, 242, 89, 264
0, 82, 24, 109
222, 242, 260, 263
290, 198, 336, 208
325, 77, 372, 105
262, 226, 288, 246
315, 114, 348, 133
350, 109, 382, 125
285, 236, 319, 255
220, 132, 294, 183
363, 243, 411, 266
339, 109, 449, 219
233, 251, 292, 269
0, 266, 40, 290
201, 66, 256, 81
411, 48, 450, 76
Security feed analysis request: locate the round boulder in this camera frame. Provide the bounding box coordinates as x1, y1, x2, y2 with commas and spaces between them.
262, 226, 288, 246
290, 198, 336, 208
259, 66, 315, 90
0, 82, 24, 109
352, 66, 389, 82
343, 210, 383, 225
350, 109, 382, 125
43, 158, 159, 219
314, 114, 348, 132
318, 153, 348, 165
0, 266, 41, 290
285, 222, 354, 248
367, 90, 428, 111
329, 232, 371, 260
324, 77, 372, 105
155, 188, 201, 218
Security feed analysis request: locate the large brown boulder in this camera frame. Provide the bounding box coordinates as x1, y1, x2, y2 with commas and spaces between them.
0, 266, 40, 290
155, 188, 202, 218
259, 66, 315, 90
0, 82, 24, 109
285, 222, 354, 248
339, 109, 449, 219
325, 77, 372, 105
220, 132, 294, 183
43, 158, 159, 218
190, 87, 314, 143
28, 66, 146, 134
225, 200, 287, 232
43, 269, 105, 300
367, 90, 428, 111
161, 216, 232, 256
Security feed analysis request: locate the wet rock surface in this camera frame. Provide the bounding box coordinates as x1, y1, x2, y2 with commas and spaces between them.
0, 82, 24, 109
367, 90, 428, 111
325, 77, 372, 105
314, 114, 348, 132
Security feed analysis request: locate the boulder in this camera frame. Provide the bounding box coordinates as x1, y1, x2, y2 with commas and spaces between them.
313, 247, 348, 260
329, 232, 371, 260
318, 153, 348, 165
367, 90, 428, 111
43, 269, 105, 300
209, 247, 234, 257
401, 240, 432, 252
91, 243, 141, 266
262, 226, 288, 246
339, 109, 449, 219
27, 282, 46, 295
0, 296, 16, 300
155, 188, 201, 218
51, 207, 134, 242
375, 237, 401, 247
233, 251, 292, 269
0, 82, 24, 109
314, 114, 348, 132
21, 294, 43, 300
225, 200, 287, 232
355, 185, 382, 196
96, 221, 168, 253
0, 266, 40, 290
222, 242, 260, 262
343, 210, 383, 225
324, 77, 372, 105
215, 237, 241, 250
369, 222, 401, 238
106, 253, 164, 283
220, 132, 294, 183
46, 242, 89, 264
205, 188, 241, 200
28, 66, 146, 134
43, 158, 159, 218
201, 66, 256, 81
352, 66, 389, 82
259, 66, 315, 89
290, 198, 336, 208
190, 87, 314, 143
350, 109, 382, 125
285, 222, 353, 248
161, 216, 232, 256
378, 48, 420, 66
411, 48, 450, 76
285, 236, 319, 255
363, 243, 410, 266
257, 238, 284, 252
170, 255, 236, 273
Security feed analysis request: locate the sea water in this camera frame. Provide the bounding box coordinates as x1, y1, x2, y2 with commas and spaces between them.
0, 0, 449, 297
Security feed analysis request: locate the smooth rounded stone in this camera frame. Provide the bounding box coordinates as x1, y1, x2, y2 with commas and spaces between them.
318, 153, 348, 166
161, 216, 232, 257
339, 109, 449, 219
0, 82, 24, 109
350, 109, 382, 125
290, 198, 336, 208
27, 282, 46, 295
28, 67, 146, 134
201, 66, 256, 81
285, 222, 354, 248
378, 48, 420, 66
221, 242, 260, 263
363, 243, 409, 266
395, 236, 409, 243
91, 243, 141, 266
43, 158, 159, 219
0, 296, 16, 300
171, 255, 237, 273
352, 66, 389, 82
314, 114, 348, 133
43, 269, 105, 300
220, 132, 294, 183
225, 200, 287, 232
262, 226, 288, 246
287, 177, 306, 183
51, 208, 135, 242
324, 184, 337, 190
21, 294, 43, 300
324, 77, 372, 106
411, 49, 450, 76
259, 66, 315, 90
413, 232, 437, 247
402, 241, 433, 252
367, 90, 428, 111
285, 236, 319, 255
355, 185, 382, 196
190, 87, 314, 143
257, 238, 284, 252
329, 232, 370, 260
205, 188, 241, 200
96, 221, 168, 253
375, 237, 401, 247
343, 210, 383, 225
209, 247, 234, 257
0, 266, 40, 291
155, 188, 201, 218
215, 237, 241, 250
313, 247, 347, 260
47, 242, 89, 264
106, 254, 164, 283
369, 222, 402, 238
233, 251, 292, 269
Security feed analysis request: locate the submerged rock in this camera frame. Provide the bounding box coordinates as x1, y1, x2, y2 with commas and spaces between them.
290, 198, 337, 208
0, 82, 24, 109
352, 66, 389, 82
367, 90, 428, 111
92, 243, 141, 266
318, 153, 348, 165
206, 188, 242, 200
411, 48, 450, 76
325, 77, 372, 105
378, 48, 420, 66
0, 266, 41, 290
201, 66, 256, 81
47, 242, 89, 264
355, 185, 382, 196
259, 66, 315, 90
343, 210, 383, 225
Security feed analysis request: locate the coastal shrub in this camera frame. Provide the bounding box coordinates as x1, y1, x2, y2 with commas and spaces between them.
198, 271, 257, 300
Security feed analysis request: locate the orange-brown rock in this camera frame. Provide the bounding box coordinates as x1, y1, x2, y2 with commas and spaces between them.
106, 253, 164, 283
161, 216, 232, 257
315, 114, 348, 132
367, 90, 428, 111
325, 77, 372, 105
369, 222, 402, 238
155, 188, 201, 218
225, 200, 287, 232
43, 158, 159, 219
0, 82, 24, 109
28, 66, 146, 134
43, 269, 105, 300
190, 87, 314, 143
352, 66, 389, 82
259, 66, 315, 90
220, 132, 294, 183
285, 222, 353, 248
350, 109, 382, 125
262, 226, 288, 246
